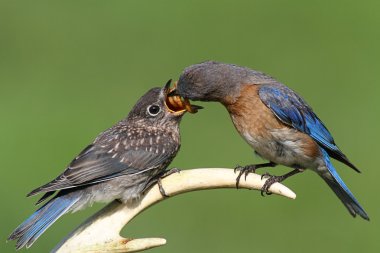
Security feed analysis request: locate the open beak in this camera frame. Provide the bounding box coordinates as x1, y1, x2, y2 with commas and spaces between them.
164, 79, 203, 115
167, 88, 178, 96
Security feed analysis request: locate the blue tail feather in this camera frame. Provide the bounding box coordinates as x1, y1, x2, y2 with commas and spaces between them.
320, 149, 369, 220
8, 194, 80, 249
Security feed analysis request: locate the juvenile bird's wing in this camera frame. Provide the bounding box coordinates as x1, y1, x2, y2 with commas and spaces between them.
28, 132, 177, 197
258, 83, 359, 172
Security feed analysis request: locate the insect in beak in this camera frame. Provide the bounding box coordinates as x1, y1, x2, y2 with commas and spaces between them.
164, 80, 203, 114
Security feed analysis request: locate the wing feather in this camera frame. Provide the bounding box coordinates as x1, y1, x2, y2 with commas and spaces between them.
258, 84, 359, 172
28, 131, 178, 197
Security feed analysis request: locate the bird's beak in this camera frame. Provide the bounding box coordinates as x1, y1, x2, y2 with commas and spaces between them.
167, 88, 178, 96
164, 80, 203, 115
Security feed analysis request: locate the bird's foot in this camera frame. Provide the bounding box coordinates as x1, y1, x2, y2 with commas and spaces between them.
157, 168, 181, 197
162, 167, 181, 177
234, 162, 276, 189
260, 172, 282, 196
157, 179, 169, 197
234, 165, 258, 189
260, 168, 302, 196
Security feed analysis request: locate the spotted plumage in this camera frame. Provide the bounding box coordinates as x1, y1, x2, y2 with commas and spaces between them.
9, 83, 190, 249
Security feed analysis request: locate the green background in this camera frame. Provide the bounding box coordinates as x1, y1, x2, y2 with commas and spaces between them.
1, 1, 379, 252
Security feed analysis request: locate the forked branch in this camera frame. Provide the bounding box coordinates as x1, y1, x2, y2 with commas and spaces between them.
53, 168, 296, 253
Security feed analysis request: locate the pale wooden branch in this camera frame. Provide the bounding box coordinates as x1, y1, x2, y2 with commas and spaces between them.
52, 168, 296, 253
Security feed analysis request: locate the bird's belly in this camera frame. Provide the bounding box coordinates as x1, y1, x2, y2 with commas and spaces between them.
242, 128, 320, 169
70, 174, 150, 212
228, 94, 320, 169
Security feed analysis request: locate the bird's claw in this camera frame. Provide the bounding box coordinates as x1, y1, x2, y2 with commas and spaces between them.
157, 178, 169, 197
157, 168, 181, 197
234, 165, 259, 189
234, 162, 277, 189
260, 173, 282, 196
162, 167, 181, 178
261, 172, 271, 180
169, 167, 181, 175
233, 165, 242, 174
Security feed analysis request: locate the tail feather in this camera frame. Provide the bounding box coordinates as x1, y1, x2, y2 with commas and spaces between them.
320, 149, 369, 220
8, 194, 80, 249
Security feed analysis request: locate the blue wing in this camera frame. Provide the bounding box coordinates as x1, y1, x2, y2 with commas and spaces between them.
258, 84, 359, 172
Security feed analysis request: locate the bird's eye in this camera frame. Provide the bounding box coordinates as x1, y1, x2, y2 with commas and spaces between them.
147, 105, 161, 116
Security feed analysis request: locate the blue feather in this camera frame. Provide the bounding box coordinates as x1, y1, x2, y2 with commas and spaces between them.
319, 149, 369, 220
8, 193, 80, 249
259, 84, 360, 172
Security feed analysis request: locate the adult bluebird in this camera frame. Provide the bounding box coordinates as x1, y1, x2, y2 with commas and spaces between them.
173, 61, 369, 220
8, 81, 201, 249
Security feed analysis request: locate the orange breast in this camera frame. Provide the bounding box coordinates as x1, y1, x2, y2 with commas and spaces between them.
225, 84, 320, 165
225, 84, 284, 139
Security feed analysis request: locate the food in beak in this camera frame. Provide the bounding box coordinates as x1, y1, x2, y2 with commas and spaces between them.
164, 80, 202, 114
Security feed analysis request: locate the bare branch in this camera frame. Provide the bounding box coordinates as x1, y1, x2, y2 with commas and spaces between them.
53, 168, 296, 252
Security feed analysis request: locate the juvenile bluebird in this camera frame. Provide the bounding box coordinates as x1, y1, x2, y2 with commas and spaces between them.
172, 61, 369, 220
8, 81, 201, 249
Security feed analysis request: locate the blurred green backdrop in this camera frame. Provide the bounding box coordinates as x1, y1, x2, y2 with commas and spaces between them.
1, 0, 379, 252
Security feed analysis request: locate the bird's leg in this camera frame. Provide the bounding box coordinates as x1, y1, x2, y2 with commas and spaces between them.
234, 162, 276, 188
161, 168, 181, 177
261, 169, 303, 196
157, 168, 181, 197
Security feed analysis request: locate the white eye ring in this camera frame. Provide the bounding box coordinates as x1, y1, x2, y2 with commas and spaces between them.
147, 105, 161, 116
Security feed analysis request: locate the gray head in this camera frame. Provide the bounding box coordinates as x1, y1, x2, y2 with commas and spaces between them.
176, 61, 275, 104
127, 80, 201, 127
